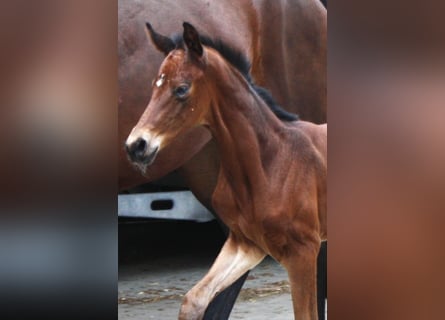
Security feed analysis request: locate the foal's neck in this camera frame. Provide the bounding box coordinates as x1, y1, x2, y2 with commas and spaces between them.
206, 56, 285, 197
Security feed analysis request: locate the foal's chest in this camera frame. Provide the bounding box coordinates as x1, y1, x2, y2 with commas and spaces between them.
211, 172, 279, 247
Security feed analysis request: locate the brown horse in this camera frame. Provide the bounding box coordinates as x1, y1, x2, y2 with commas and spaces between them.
119, 2, 327, 318
126, 22, 327, 320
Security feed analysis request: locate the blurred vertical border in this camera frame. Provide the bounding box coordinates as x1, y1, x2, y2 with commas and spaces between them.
0, 1, 117, 319
329, 0, 445, 319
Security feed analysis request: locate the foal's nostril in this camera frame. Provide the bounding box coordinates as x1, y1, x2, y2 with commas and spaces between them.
134, 138, 147, 155
127, 137, 147, 161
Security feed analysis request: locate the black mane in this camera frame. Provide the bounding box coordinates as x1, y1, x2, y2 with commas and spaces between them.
172, 34, 298, 122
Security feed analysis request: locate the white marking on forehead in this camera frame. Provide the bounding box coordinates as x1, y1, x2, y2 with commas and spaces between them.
155, 73, 166, 87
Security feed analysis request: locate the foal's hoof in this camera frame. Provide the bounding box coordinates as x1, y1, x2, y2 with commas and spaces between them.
178, 295, 206, 320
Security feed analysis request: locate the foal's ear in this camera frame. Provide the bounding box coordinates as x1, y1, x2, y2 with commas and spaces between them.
183, 22, 203, 58
145, 22, 175, 56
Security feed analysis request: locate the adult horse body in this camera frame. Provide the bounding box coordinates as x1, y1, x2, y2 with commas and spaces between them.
119, 1, 327, 319
126, 23, 327, 320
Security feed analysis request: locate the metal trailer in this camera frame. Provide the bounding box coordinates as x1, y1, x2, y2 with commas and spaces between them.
118, 190, 213, 222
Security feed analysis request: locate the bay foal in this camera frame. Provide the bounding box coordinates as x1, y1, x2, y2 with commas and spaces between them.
126, 23, 327, 320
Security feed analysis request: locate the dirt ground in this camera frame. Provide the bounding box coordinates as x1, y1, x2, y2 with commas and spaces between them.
118, 219, 326, 319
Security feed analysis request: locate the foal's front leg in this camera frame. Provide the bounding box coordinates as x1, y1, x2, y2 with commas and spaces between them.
179, 233, 266, 320
283, 242, 320, 320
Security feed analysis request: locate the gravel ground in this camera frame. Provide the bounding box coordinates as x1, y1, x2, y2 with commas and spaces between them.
119, 254, 293, 319
118, 219, 326, 319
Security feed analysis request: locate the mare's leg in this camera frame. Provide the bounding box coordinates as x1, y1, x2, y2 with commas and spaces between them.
283, 242, 319, 320
317, 241, 327, 320
202, 271, 249, 320
179, 233, 266, 320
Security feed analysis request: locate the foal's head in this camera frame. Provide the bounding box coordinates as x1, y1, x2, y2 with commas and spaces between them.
126, 22, 213, 167
125, 22, 296, 169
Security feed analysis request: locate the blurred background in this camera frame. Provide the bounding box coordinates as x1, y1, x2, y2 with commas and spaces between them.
0, 1, 117, 319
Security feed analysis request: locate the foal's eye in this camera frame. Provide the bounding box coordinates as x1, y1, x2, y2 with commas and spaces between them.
173, 84, 190, 99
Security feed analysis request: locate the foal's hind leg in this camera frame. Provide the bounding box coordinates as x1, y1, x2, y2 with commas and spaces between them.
179, 233, 266, 320
283, 242, 320, 320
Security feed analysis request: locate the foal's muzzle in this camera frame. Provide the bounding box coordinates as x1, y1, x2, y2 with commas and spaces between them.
125, 137, 159, 166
